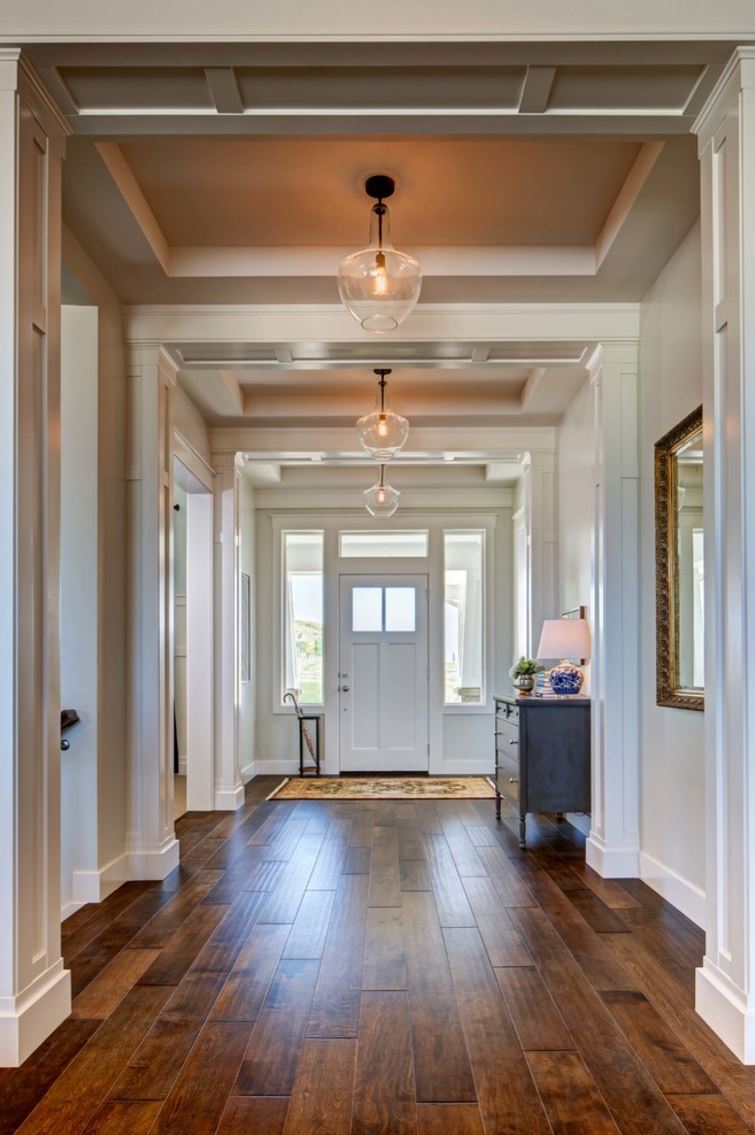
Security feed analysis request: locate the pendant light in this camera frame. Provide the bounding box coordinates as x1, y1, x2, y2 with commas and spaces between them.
356, 368, 410, 460
364, 465, 400, 518
338, 174, 422, 333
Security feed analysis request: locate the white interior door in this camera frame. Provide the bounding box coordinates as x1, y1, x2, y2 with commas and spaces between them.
339, 574, 429, 772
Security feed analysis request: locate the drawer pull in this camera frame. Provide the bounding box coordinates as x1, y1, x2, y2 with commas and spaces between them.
509, 777, 518, 784
508, 739, 518, 746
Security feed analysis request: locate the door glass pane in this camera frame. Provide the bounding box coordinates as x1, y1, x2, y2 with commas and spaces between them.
385, 587, 416, 632
283, 532, 324, 704
353, 587, 383, 632
444, 532, 484, 704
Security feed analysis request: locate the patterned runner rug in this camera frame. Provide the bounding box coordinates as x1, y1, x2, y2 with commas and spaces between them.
267, 776, 496, 800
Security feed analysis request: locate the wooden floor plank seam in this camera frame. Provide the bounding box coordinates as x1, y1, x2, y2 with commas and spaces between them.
5, 778, 748, 1135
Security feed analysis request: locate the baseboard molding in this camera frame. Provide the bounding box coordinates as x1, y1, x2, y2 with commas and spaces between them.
127, 835, 180, 881
0, 960, 71, 1066
71, 852, 130, 906
255, 760, 300, 776
255, 761, 497, 778
61, 900, 85, 921
696, 958, 755, 1063
585, 832, 640, 878
240, 760, 257, 784
565, 812, 591, 836
214, 783, 245, 811
639, 851, 706, 929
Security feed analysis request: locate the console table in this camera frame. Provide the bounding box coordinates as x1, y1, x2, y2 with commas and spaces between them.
494, 694, 591, 848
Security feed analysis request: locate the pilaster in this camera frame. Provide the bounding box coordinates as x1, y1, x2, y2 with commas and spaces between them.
0, 50, 71, 1066
125, 344, 180, 877
211, 452, 244, 810
585, 342, 641, 878
693, 47, 755, 1063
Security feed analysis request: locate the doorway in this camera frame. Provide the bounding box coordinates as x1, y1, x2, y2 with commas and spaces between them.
173, 456, 214, 814
338, 573, 429, 772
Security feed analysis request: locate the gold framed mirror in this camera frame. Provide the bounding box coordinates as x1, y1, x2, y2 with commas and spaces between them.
655, 405, 704, 710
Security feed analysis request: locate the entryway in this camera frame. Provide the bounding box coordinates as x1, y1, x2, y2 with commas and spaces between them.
338, 573, 429, 772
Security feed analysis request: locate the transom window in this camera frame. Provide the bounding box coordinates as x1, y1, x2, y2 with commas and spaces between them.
339, 530, 429, 558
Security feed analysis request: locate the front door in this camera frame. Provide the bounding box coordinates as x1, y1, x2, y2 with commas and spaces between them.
339, 574, 429, 772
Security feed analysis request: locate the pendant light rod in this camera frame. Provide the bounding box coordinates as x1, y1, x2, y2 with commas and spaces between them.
373, 368, 392, 414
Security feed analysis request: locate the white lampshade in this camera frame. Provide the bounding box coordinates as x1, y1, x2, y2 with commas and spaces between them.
537, 618, 591, 661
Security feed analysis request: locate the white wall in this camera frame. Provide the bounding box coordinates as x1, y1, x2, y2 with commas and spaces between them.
60, 305, 99, 917
238, 474, 256, 780
638, 222, 706, 924
556, 375, 595, 692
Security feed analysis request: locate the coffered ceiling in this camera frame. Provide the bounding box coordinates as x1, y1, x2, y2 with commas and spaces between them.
46, 37, 727, 430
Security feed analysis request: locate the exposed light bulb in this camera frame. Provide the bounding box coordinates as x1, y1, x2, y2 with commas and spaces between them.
369, 252, 389, 296
377, 415, 388, 437
378, 487, 385, 503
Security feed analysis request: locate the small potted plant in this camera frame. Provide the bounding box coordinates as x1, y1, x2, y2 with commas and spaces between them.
509, 656, 544, 695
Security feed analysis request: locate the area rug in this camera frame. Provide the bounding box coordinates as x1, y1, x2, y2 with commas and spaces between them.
267, 776, 496, 801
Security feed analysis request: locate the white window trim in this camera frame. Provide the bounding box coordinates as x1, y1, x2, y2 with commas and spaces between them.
442, 528, 493, 714
270, 513, 497, 726
276, 528, 325, 713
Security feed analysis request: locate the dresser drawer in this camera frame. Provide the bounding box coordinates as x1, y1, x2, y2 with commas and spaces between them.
495, 716, 519, 759
496, 753, 520, 807
495, 700, 519, 726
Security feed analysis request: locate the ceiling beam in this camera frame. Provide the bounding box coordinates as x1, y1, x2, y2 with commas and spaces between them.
204, 66, 244, 113
518, 65, 556, 113
95, 141, 171, 271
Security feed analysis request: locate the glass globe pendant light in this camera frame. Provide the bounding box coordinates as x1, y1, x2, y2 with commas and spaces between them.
356, 368, 410, 460
338, 174, 422, 333
364, 464, 400, 518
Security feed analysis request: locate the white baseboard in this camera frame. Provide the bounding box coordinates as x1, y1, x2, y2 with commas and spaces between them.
256, 761, 497, 778
585, 832, 640, 878
255, 760, 300, 776
696, 958, 755, 1063
639, 850, 706, 929
214, 783, 245, 810
240, 760, 257, 784
127, 835, 180, 880
0, 960, 71, 1066
61, 900, 85, 921
565, 812, 591, 836
72, 852, 130, 906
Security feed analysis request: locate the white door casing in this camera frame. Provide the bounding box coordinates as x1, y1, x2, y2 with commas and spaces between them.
339, 574, 429, 772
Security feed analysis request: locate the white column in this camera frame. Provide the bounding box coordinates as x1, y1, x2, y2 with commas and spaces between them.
520, 450, 556, 653
0, 51, 70, 1066
186, 493, 215, 812
694, 47, 755, 1063
585, 343, 641, 878
125, 346, 180, 877
211, 453, 244, 810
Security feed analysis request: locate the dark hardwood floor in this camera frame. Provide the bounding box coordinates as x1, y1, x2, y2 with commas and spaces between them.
3, 777, 754, 1134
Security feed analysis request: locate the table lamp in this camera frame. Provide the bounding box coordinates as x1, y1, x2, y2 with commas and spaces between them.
537, 618, 591, 695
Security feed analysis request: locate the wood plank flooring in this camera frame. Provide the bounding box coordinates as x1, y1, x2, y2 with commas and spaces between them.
2, 778, 754, 1134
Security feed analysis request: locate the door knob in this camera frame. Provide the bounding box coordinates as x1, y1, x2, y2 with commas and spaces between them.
340, 685, 350, 692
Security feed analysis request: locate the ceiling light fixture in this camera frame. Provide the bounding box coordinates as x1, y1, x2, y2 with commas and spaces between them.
356, 368, 410, 460
364, 464, 400, 518
338, 174, 422, 333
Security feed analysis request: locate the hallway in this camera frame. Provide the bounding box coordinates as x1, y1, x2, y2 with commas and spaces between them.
1, 781, 751, 1134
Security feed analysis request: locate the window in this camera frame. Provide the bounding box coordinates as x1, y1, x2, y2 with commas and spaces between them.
444, 532, 484, 704
339, 530, 429, 558
352, 586, 417, 633
283, 532, 323, 704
